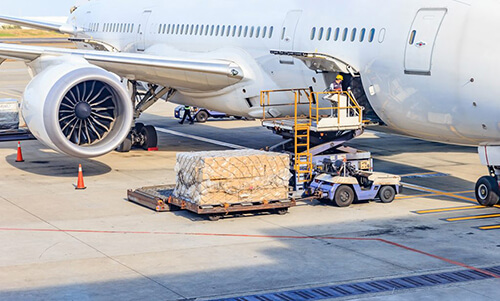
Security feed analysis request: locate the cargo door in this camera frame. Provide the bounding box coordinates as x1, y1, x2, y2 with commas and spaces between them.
404, 8, 447, 75
136, 10, 152, 51
278, 10, 302, 64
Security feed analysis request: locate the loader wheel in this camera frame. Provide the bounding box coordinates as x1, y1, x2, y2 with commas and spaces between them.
379, 186, 396, 203
475, 176, 500, 206
208, 214, 223, 221
333, 185, 355, 207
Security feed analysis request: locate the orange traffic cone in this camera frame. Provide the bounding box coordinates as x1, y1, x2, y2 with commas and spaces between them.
75, 164, 86, 190
15, 141, 24, 162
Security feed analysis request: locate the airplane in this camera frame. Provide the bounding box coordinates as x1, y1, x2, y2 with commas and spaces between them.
0, 0, 499, 206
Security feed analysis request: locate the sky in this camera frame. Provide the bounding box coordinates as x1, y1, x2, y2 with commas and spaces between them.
1, 0, 88, 17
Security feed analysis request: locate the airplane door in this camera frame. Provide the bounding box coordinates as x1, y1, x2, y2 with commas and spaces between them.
404, 8, 447, 75
137, 10, 152, 51
279, 10, 302, 64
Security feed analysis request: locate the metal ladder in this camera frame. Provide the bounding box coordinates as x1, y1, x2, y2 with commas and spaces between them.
293, 90, 313, 183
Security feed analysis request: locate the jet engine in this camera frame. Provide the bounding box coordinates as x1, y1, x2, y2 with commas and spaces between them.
22, 60, 133, 157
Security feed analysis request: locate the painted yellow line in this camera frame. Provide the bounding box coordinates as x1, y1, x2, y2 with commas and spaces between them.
415, 205, 487, 214
403, 183, 477, 203
397, 190, 474, 201
400, 172, 440, 177
446, 213, 500, 222
479, 225, 500, 230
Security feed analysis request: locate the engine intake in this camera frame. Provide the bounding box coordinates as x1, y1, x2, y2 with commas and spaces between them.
23, 59, 133, 157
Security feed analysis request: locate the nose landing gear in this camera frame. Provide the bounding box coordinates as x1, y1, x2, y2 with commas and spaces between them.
475, 144, 500, 206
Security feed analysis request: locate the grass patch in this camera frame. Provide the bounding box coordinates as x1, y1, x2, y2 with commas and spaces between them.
0, 29, 67, 39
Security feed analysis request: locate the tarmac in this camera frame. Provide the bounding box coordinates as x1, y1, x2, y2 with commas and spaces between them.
0, 60, 499, 300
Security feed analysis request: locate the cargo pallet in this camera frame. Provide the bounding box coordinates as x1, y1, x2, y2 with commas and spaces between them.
127, 185, 296, 221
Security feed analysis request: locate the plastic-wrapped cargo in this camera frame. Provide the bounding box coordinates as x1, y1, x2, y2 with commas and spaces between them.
0, 99, 19, 130
174, 150, 290, 205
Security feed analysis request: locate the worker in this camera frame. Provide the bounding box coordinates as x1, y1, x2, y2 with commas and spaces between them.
330, 74, 344, 92
179, 105, 194, 124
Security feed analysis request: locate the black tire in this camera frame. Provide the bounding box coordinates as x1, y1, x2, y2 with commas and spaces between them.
140, 125, 158, 150
196, 110, 209, 123
208, 214, 222, 221
333, 185, 355, 207
274, 208, 288, 215
379, 186, 396, 203
234, 116, 243, 120
116, 134, 132, 152
475, 176, 500, 206
134, 122, 144, 133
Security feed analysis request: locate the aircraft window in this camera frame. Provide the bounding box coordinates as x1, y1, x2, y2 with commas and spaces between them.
205, 24, 209, 35
409, 30, 416, 45
250, 26, 254, 38
269, 26, 274, 38
175, 24, 179, 35
131, 24, 134, 33
262, 26, 267, 38
210, 25, 214, 36
137, 24, 140, 34
221, 25, 225, 36
226, 25, 231, 37
334, 27, 340, 41
318, 27, 324, 41
112, 23, 115, 32
351, 28, 357, 42
158, 24, 162, 34
378, 28, 386, 43
215, 25, 219, 36
180, 24, 184, 35
281, 27, 286, 40
238, 26, 242, 37
310, 27, 316, 40
368, 28, 375, 42
121, 23, 124, 32
194, 25, 198, 35
244, 26, 248, 37
342, 28, 348, 41
326, 27, 332, 41
256, 26, 260, 38
199, 25, 203, 35
359, 28, 366, 42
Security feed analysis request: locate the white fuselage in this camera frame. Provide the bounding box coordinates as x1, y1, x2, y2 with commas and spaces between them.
69, 0, 500, 146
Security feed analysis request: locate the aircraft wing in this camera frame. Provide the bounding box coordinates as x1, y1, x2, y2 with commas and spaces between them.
0, 43, 244, 91
0, 15, 79, 35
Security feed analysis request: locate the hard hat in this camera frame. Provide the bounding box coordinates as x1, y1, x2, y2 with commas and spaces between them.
336, 75, 344, 80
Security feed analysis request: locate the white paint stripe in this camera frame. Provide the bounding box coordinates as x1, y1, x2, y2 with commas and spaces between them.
155, 127, 247, 149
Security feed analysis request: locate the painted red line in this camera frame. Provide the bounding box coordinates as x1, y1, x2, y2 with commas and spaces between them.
0, 227, 498, 279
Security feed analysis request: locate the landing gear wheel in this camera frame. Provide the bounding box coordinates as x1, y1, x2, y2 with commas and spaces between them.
234, 116, 243, 120
134, 122, 144, 133
333, 185, 355, 207
140, 125, 158, 150
208, 214, 222, 221
116, 134, 132, 152
196, 110, 209, 123
379, 186, 396, 203
274, 208, 289, 215
475, 176, 500, 206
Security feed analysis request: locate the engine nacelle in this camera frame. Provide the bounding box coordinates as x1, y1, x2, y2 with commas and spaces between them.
23, 59, 133, 157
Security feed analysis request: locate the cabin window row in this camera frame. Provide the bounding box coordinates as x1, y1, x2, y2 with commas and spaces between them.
310, 27, 378, 43
99, 23, 135, 33
156, 23, 274, 39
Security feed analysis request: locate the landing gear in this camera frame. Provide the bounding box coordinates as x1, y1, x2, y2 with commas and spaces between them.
476, 144, 500, 206
475, 176, 499, 206
115, 81, 176, 153
116, 123, 158, 152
